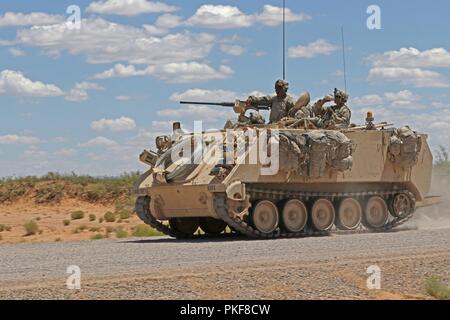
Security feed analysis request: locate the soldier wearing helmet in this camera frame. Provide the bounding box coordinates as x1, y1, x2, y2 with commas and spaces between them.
313, 88, 351, 129
246, 79, 295, 123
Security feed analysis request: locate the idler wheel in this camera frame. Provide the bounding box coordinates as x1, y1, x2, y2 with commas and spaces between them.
199, 217, 227, 235
169, 217, 200, 235
251, 200, 280, 234
389, 193, 414, 218
311, 199, 335, 231
337, 198, 362, 230
282, 199, 308, 233
363, 196, 389, 229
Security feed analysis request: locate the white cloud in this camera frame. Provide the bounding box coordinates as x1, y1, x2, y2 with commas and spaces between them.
54, 148, 78, 157
384, 90, 420, 102
368, 67, 450, 88
143, 14, 183, 35
150, 121, 174, 131
430, 122, 450, 130
0, 70, 64, 97
158, 105, 233, 123
65, 82, 104, 102
0, 12, 64, 28
22, 146, 47, 157
351, 90, 424, 111
53, 137, 67, 143
220, 44, 245, 56
115, 95, 131, 101
146, 62, 234, 83
79, 136, 118, 147
367, 47, 450, 69
94, 62, 234, 83
15, 18, 215, 65
255, 5, 310, 26
93, 64, 143, 79
91, 117, 137, 132
186, 4, 309, 29
86, 0, 178, 16
8, 48, 26, 57
351, 94, 383, 107
170, 88, 238, 102
288, 39, 338, 58
0, 134, 42, 145
353, 90, 420, 107
186, 5, 252, 29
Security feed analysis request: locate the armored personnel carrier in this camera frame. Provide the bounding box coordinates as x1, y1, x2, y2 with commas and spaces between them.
134, 98, 439, 239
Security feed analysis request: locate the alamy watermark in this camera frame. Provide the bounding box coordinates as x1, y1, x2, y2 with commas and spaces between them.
366, 265, 381, 290
168, 121, 280, 176
367, 5, 382, 30
66, 265, 81, 290
66, 5, 81, 30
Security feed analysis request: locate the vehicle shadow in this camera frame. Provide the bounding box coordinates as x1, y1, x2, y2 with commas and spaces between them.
122, 226, 417, 244
122, 233, 255, 244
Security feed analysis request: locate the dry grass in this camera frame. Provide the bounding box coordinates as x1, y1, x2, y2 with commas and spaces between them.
0, 172, 140, 205
425, 276, 450, 300
24, 220, 39, 236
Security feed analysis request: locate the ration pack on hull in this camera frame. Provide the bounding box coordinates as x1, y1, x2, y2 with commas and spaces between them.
134, 100, 439, 240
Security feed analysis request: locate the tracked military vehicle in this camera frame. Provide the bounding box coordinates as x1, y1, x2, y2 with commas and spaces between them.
134, 97, 439, 239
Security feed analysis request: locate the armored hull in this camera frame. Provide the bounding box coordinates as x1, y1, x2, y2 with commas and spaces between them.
134, 124, 438, 239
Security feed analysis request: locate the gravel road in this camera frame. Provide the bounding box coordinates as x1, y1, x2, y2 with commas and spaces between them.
1, 227, 450, 299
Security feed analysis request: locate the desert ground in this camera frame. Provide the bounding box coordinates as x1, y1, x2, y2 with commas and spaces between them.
0, 174, 449, 300
0, 226, 449, 300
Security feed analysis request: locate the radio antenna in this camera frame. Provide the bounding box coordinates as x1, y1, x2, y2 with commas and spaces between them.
341, 26, 347, 92
282, 0, 286, 80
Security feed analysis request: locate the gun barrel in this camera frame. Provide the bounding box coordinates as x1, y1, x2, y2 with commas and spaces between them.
179, 100, 270, 110
180, 101, 235, 107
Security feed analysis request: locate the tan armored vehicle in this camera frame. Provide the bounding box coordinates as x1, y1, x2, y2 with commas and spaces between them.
134, 98, 439, 239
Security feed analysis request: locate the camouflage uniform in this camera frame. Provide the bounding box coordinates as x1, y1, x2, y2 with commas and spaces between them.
313, 89, 351, 129
247, 80, 295, 123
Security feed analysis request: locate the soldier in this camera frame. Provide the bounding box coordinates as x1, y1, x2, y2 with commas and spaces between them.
313, 88, 351, 129
246, 79, 295, 123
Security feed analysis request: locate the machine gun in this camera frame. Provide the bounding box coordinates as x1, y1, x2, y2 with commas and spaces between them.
180, 100, 270, 117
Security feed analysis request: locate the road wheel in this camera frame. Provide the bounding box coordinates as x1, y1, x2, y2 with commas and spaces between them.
337, 198, 362, 230
363, 196, 389, 229
169, 217, 200, 235
311, 199, 335, 231
199, 217, 227, 235
389, 193, 414, 218
282, 199, 308, 233
251, 200, 279, 234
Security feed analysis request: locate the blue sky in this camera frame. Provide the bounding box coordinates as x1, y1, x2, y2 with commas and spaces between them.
1, 0, 450, 177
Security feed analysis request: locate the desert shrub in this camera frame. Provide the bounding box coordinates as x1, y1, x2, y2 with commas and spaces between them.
118, 211, 131, 220
90, 234, 104, 240
71, 210, 85, 220
132, 225, 162, 237
89, 214, 96, 222
99, 217, 104, 223
24, 220, 39, 236
54, 237, 61, 242
105, 226, 115, 233
89, 227, 100, 232
115, 227, 128, 239
104, 211, 116, 223
35, 183, 65, 204
63, 219, 70, 226
73, 225, 88, 234
83, 184, 107, 202
426, 276, 450, 300
0, 224, 11, 232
